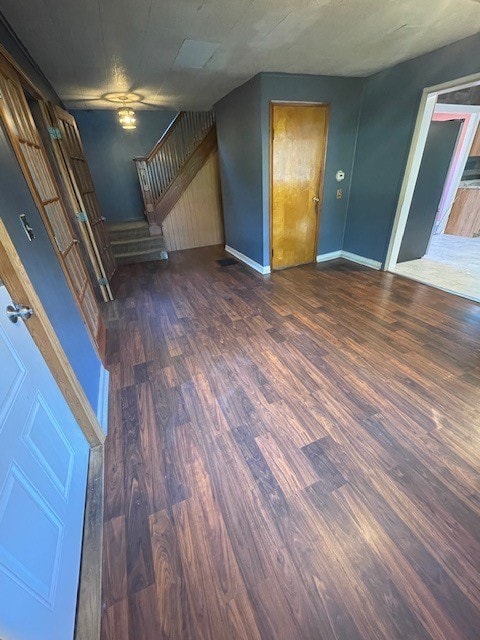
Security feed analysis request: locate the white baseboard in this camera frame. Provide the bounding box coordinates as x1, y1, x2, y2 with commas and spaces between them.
225, 245, 271, 275
316, 250, 342, 262
316, 250, 382, 270
341, 251, 382, 270
96, 366, 110, 434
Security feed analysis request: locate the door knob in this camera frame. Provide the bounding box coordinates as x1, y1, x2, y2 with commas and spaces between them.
313, 196, 320, 202
6, 302, 33, 324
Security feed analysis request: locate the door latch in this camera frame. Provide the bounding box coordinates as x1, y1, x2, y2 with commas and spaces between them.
20, 213, 35, 241
6, 302, 34, 324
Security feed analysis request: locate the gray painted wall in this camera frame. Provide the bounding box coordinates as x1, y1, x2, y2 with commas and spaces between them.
260, 74, 364, 266
0, 118, 101, 410
344, 31, 480, 263
72, 109, 177, 223
215, 76, 264, 265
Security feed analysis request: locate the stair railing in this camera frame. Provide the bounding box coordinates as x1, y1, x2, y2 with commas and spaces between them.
134, 110, 215, 223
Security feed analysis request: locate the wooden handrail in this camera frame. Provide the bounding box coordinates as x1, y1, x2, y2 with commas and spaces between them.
133, 111, 185, 163
134, 110, 215, 216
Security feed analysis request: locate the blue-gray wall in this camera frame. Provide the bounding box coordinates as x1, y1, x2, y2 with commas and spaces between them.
72, 109, 177, 224
260, 74, 364, 266
215, 76, 264, 264
0, 119, 102, 410
344, 31, 480, 263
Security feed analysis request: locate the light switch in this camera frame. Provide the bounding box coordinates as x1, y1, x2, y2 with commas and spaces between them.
336, 189, 343, 199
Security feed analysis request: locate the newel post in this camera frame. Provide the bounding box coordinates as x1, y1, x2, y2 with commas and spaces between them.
134, 158, 155, 224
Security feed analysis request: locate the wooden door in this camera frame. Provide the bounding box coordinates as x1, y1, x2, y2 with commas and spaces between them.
46, 105, 115, 296
271, 103, 328, 270
0, 282, 89, 640
0, 54, 105, 352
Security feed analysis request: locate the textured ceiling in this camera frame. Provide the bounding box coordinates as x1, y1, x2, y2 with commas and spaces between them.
1, 0, 480, 110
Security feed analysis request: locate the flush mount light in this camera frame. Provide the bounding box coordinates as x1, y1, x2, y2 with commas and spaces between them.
117, 106, 136, 130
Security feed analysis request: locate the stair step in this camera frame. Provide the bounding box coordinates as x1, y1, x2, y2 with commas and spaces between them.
111, 235, 167, 254
115, 247, 168, 265
108, 221, 150, 241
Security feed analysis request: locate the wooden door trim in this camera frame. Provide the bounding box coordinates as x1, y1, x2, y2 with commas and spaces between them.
74, 444, 104, 640
269, 101, 330, 270
0, 43, 43, 100
0, 218, 105, 446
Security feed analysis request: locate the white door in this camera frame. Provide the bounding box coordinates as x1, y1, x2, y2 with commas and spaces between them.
0, 284, 89, 640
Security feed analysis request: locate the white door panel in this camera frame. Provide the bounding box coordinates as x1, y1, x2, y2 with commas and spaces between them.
0, 284, 89, 640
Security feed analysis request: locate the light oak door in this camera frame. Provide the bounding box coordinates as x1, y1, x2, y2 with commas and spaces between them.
0, 283, 89, 640
0, 55, 105, 351
271, 103, 328, 270
47, 105, 115, 296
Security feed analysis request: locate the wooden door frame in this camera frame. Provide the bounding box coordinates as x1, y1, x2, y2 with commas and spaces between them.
0, 218, 105, 447
269, 100, 330, 270
0, 52, 106, 359
0, 43, 105, 640
0, 43, 44, 100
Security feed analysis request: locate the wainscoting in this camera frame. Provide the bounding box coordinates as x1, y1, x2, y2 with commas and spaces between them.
162, 150, 224, 252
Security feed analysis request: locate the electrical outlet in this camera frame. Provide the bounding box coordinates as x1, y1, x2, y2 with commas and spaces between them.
336, 189, 343, 199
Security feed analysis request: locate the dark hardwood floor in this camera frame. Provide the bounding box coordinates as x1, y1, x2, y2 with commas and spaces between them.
101, 245, 480, 640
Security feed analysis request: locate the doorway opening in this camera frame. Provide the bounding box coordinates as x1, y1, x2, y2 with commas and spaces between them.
270, 101, 329, 270
385, 74, 480, 302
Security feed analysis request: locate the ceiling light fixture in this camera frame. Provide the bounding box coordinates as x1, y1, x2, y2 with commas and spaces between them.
117, 104, 136, 130
103, 92, 142, 131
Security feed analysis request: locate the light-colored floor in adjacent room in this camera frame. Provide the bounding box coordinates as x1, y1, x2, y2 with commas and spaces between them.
394, 233, 480, 302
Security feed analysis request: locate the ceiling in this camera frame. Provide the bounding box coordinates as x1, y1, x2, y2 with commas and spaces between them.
1, 0, 480, 110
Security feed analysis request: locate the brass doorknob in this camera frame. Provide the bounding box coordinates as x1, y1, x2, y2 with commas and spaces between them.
313, 196, 320, 203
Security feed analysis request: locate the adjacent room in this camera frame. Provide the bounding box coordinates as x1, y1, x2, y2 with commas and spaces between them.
394, 84, 480, 301
0, 2, 479, 640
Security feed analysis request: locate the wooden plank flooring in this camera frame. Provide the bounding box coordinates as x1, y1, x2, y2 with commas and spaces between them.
101, 245, 480, 640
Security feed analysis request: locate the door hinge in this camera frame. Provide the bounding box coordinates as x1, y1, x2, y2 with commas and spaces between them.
76, 211, 88, 222
48, 126, 62, 140
271, 248, 274, 257
98, 277, 108, 286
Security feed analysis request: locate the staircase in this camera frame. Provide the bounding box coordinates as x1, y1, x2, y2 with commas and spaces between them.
108, 221, 168, 265
134, 110, 216, 235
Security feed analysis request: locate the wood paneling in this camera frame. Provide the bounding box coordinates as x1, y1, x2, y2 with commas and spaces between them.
162, 150, 224, 252
445, 187, 480, 237
102, 246, 480, 640
271, 102, 329, 270
150, 126, 218, 227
